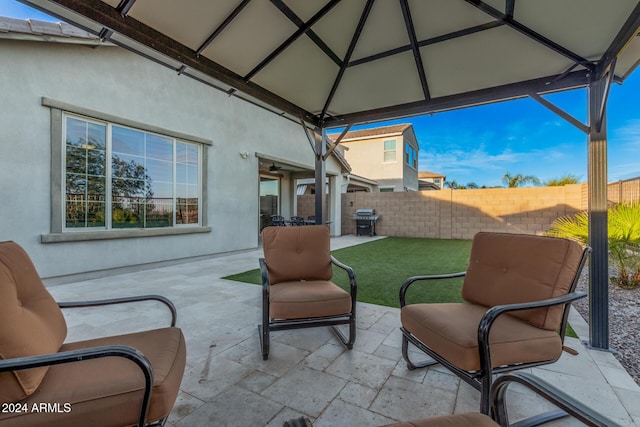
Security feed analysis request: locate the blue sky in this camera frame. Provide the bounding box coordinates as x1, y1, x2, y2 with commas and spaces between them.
3, 0, 639, 187
346, 75, 640, 187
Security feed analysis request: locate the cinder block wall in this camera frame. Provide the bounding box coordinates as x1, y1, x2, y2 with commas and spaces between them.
297, 196, 315, 218
299, 184, 584, 239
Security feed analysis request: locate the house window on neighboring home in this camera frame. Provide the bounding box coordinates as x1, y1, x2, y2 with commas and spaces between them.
405, 143, 418, 169
380, 187, 394, 192
383, 139, 396, 162
64, 114, 201, 231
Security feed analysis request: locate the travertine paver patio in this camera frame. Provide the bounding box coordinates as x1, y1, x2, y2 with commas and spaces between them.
45, 235, 640, 426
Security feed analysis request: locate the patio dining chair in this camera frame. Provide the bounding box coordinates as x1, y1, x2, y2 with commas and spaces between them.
399, 232, 590, 418
0, 241, 186, 427
271, 214, 287, 226
258, 225, 357, 360
290, 216, 305, 226
284, 371, 618, 426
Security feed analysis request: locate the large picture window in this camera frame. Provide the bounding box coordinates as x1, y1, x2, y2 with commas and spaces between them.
64, 114, 201, 231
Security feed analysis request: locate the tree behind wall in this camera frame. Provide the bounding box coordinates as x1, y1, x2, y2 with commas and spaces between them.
502, 172, 541, 188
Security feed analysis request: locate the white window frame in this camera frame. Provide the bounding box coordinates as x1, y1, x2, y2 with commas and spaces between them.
62, 115, 203, 232
42, 97, 211, 243
383, 139, 396, 163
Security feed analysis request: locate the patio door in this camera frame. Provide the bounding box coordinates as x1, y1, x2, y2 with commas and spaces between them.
259, 175, 279, 232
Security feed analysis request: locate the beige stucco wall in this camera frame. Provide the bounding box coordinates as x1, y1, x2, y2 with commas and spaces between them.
0, 38, 334, 279
298, 184, 585, 240
402, 130, 419, 191
341, 134, 405, 190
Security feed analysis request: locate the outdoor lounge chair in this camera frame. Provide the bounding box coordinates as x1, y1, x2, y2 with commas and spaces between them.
283, 371, 619, 426
259, 225, 357, 360
399, 232, 590, 417
0, 241, 186, 427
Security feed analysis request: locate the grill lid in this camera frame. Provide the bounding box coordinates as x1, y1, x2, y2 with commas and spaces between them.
355, 208, 375, 216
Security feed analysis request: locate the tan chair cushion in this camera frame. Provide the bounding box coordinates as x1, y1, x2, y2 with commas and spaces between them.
0, 327, 186, 427
382, 413, 497, 427
270, 280, 352, 319
462, 232, 584, 330
262, 225, 332, 285
0, 241, 67, 403
401, 303, 562, 372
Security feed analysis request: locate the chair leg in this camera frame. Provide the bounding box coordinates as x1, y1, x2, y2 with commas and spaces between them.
348, 315, 356, 349
258, 324, 270, 360
329, 313, 356, 350
146, 417, 168, 427
330, 322, 355, 350
401, 333, 438, 370
480, 373, 492, 414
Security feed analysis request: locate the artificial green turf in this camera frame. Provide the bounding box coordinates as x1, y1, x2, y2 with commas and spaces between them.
223, 236, 473, 308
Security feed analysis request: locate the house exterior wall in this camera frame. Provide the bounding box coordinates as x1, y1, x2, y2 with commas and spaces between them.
338, 128, 419, 192
402, 130, 419, 191
340, 134, 405, 191
0, 39, 337, 280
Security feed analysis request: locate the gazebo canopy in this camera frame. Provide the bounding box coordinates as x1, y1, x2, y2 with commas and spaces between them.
19, 0, 640, 128
19, 0, 640, 350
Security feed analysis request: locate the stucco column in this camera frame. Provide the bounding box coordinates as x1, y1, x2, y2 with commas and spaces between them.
314, 129, 326, 223
328, 174, 342, 236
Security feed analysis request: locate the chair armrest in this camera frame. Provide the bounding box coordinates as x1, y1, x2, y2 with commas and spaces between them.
259, 257, 270, 288
0, 345, 153, 427
399, 271, 467, 307
476, 291, 587, 374
478, 291, 587, 336
58, 295, 177, 327
491, 372, 621, 427
331, 255, 357, 292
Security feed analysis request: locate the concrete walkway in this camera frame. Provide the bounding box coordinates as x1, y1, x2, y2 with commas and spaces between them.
47, 235, 640, 426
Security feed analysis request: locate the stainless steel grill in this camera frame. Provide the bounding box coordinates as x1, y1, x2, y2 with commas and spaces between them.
351, 208, 380, 236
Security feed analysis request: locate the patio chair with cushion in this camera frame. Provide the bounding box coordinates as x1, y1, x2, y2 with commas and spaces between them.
399, 232, 590, 416
283, 371, 618, 426
259, 225, 357, 360
0, 241, 186, 427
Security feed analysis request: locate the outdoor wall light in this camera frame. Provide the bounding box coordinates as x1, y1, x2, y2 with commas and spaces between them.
239, 151, 249, 159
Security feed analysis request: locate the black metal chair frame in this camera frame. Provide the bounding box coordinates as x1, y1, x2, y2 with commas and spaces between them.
0, 295, 177, 427
259, 255, 357, 360
290, 216, 305, 226
270, 215, 286, 226
284, 371, 618, 426
399, 247, 591, 420
491, 372, 619, 427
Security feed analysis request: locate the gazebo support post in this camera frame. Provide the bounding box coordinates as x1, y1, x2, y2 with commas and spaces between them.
587, 73, 610, 350
314, 128, 327, 224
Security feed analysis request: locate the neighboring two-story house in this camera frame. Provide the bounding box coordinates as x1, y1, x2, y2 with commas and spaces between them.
418, 171, 447, 190
330, 124, 420, 192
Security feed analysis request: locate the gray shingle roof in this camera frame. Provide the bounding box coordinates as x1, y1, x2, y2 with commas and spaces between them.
328, 124, 412, 142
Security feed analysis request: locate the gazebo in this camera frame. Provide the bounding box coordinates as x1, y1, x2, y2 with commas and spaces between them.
20, 0, 640, 351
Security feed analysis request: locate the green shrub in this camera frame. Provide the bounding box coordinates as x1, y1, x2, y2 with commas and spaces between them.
547, 203, 640, 288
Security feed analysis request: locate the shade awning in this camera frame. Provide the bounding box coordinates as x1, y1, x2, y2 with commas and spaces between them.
19, 0, 640, 128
